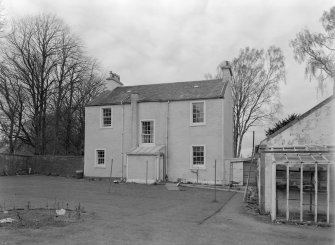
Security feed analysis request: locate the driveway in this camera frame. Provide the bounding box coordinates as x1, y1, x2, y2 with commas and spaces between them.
0, 176, 333, 245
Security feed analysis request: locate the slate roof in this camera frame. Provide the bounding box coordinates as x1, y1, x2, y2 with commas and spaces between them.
87, 79, 227, 106
127, 145, 165, 156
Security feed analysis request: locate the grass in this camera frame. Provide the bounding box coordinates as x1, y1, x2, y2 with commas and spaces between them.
0, 176, 334, 245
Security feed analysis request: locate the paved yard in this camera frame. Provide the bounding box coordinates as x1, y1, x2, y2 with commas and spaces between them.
0, 176, 334, 245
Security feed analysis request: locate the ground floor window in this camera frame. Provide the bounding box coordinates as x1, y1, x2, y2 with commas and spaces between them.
95, 149, 106, 167
191, 145, 205, 168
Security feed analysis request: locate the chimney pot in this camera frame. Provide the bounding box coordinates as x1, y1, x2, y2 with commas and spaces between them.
105, 70, 123, 91
220, 61, 232, 77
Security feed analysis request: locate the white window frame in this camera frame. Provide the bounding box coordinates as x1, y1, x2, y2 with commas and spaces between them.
190, 101, 206, 126
190, 145, 206, 169
140, 119, 155, 146
100, 106, 113, 128
95, 149, 106, 168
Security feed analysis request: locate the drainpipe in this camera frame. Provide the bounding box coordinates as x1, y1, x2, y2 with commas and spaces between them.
121, 102, 124, 180
131, 94, 139, 148
165, 101, 170, 181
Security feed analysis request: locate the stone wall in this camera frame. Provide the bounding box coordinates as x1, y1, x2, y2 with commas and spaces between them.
0, 154, 84, 177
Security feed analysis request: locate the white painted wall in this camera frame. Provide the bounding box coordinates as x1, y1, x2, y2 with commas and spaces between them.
84, 89, 233, 183
265, 99, 334, 146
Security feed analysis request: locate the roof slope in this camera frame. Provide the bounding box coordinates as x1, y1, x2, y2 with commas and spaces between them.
261, 95, 334, 143
87, 79, 227, 106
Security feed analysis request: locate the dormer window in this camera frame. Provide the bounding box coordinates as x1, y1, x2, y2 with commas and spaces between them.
101, 107, 112, 127
190, 101, 205, 126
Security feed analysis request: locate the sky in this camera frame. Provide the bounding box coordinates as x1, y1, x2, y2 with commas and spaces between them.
1, 0, 334, 156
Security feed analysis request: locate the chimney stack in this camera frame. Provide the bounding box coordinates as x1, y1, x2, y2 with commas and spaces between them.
105, 71, 123, 91
130, 93, 139, 148
220, 61, 232, 82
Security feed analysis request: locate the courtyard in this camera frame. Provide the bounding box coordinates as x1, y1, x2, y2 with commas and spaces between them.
0, 176, 334, 245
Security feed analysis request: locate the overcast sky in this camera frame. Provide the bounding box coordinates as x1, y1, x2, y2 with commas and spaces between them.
2, 0, 334, 156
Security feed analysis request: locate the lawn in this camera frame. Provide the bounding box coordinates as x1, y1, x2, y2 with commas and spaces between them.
0, 176, 333, 245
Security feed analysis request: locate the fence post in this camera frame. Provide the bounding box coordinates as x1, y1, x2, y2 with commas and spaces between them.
146, 160, 148, 185
108, 159, 113, 193
214, 160, 217, 202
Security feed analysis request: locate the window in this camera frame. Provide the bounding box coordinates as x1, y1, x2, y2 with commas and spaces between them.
191, 145, 205, 168
101, 107, 112, 127
95, 149, 106, 167
141, 120, 154, 144
191, 101, 205, 125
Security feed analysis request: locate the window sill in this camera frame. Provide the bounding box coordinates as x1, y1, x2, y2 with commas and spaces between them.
100, 126, 113, 129
190, 123, 206, 127
140, 143, 155, 147
190, 166, 206, 170
94, 165, 106, 169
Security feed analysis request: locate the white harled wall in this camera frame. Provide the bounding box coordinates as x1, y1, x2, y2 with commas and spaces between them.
84, 94, 233, 183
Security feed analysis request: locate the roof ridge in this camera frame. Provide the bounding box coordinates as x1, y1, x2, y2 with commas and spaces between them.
119, 79, 222, 89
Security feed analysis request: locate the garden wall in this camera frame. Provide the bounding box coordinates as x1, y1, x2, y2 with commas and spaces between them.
0, 154, 84, 177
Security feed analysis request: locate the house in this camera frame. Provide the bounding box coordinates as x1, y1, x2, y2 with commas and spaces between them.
257, 95, 334, 223
84, 64, 233, 184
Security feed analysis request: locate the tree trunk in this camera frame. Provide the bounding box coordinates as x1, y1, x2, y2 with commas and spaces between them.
65, 81, 74, 154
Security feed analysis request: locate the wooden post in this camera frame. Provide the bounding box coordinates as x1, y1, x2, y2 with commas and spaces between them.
310, 173, 313, 213
286, 162, 289, 221
214, 160, 217, 202
271, 161, 277, 221
314, 163, 318, 223
146, 160, 148, 185
244, 160, 253, 202
300, 164, 303, 222
327, 164, 330, 224
108, 159, 113, 193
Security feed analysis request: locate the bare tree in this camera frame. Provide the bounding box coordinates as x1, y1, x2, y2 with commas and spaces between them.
290, 6, 335, 94
0, 64, 25, 153
0, 13, 105, 155
210, 46, 286, 157
61, 58, 104, 154
0, 0, 4, 36
0, 14, 68, 154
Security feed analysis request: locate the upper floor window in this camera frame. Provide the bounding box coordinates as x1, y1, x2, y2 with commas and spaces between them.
141, 120, 154, 144
190, 101, 205, 126
101, 107, 112, 127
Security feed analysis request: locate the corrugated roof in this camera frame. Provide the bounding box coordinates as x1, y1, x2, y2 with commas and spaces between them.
127, 145, 165, 156
87, 79, 227, 106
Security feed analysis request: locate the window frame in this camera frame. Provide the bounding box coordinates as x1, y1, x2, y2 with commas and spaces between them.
95, 148, 106, 168
140, 119, 155, 146
190, 101, 206, 126
190, 145, 206, 169
100, 106, 113, 128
